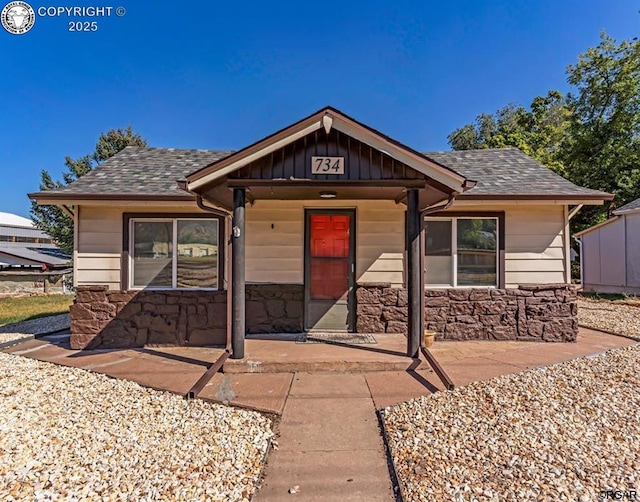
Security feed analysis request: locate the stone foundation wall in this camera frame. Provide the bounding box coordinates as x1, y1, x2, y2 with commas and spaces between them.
70, 286, 227, 349
246, 284, 304, 334
72, 282, 577, 349
71, 283, 304, 350
355, 283, 408, 334
356, 283, 578, 342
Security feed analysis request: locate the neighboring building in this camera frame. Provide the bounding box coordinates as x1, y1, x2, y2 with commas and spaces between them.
29, 107, 612, 353
0, 212, 69, 270
0, 212, 71, 294
576, 197, 640, 295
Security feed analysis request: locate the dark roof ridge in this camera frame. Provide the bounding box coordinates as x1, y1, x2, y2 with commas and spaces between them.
120, 145, 232, 153
425, 147, 521, 154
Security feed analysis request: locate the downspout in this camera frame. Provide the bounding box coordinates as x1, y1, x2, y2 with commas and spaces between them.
195, 195, 234, 354
421, 195, 456, 218
416, 194, 457, 390
574, 236, 584, 290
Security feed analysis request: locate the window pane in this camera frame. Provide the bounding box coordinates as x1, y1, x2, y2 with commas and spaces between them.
425, 220, 453, 286
177, 220, 218, 288
132, 221, 173, 287
457, 218, 497, 286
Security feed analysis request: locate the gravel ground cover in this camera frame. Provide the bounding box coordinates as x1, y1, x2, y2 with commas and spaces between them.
0, 314, 70, 346
383, 344, 640, 501
0, 352, 273, 501
578, 298, 640, 340
0, 333, 33, 345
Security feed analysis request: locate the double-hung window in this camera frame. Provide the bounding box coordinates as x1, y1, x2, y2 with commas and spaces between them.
129, 217, 221, 289
425, 217, 499, 287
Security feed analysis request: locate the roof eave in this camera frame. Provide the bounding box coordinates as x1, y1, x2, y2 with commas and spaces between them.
613, 207, 640, 216
29, 192, 196, 204
457, 193, 614, 204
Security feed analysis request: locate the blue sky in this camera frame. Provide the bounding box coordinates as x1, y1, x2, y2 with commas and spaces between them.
0, 0, 637, 218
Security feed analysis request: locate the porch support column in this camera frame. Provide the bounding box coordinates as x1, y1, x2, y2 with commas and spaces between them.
231, 188, 246, 359
406, 188, 423, 358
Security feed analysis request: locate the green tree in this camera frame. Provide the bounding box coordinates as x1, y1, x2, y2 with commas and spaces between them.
31, 127, 147, 252
447, 32, 640, 231
562, 32, 640, 230
448, 91, 570, 174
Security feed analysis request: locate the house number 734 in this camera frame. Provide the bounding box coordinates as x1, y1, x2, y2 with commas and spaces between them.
311, 156, 345, 174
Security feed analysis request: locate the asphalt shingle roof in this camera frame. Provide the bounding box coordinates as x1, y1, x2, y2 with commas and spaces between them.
614, 197, 640, 214
38, 147, 231, 197
31, 146, 610, 200
425, 148, 610, 198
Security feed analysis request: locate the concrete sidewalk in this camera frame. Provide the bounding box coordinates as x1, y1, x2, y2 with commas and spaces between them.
255, 373, 401, 501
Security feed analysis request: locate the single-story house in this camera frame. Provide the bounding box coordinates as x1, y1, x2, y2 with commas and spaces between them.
576, 197, 640, 295
29, 107, 612, 357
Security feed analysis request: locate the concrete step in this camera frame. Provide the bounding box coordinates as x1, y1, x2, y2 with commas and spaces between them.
222, 357, 422, 374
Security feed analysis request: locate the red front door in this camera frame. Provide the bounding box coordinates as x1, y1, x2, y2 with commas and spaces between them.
306, 211, 354, 331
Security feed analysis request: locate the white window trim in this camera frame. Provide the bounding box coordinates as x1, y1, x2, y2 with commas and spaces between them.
425, 216, 499, 289
129, 217, 220, 291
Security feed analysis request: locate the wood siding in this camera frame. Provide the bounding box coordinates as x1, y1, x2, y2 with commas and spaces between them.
626, 213, 640, 288
246, 200, 405, 286
440, 203, 568, 287
76, 201, 568, 291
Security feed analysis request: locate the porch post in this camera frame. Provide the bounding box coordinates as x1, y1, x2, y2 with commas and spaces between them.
406, 188, 422, 358
231, 188, 246, 359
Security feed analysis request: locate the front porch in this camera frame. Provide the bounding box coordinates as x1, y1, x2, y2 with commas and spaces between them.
223, 332, 419, 374
183, 107, 472, 360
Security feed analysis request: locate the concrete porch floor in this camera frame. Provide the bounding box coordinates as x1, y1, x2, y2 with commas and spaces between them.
223, 333, 419, 374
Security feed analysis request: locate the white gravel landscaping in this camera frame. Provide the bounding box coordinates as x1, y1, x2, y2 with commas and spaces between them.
0, 333, 32, 345
383, 344, 640, 501
578, 297, 640, 340
0, 352, 274, 501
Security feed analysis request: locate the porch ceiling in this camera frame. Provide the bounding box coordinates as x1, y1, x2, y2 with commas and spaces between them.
197, 181, 451, 211
245, 185, 409, 201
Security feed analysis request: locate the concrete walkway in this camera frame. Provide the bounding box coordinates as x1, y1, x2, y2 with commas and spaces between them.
255, 373, 398, 501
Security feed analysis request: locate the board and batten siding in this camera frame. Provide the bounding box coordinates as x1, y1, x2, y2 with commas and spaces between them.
440, 203, 568, 287
245, 199, 405, 286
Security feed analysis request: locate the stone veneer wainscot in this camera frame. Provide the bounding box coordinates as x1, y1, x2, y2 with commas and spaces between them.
70, 283, 578, 349
356, 283, 578, 342
70, 284, 303, 350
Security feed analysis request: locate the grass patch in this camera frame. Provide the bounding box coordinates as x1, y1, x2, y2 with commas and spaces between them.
0, 295, 73, 326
